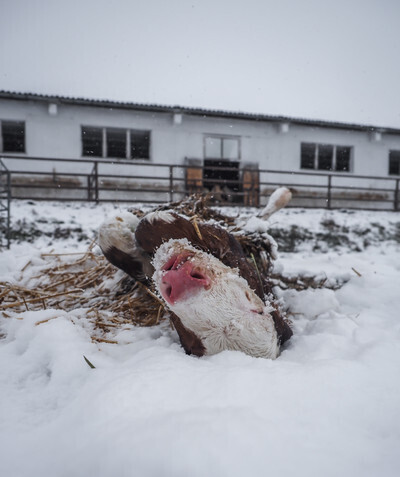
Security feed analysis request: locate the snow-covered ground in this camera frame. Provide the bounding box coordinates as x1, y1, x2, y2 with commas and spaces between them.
1, 201, 400, 477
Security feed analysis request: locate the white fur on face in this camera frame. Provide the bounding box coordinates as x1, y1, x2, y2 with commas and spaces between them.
153, 239, 280, 359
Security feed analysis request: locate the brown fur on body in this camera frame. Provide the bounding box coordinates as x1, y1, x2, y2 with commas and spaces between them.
169, 312, 206, 356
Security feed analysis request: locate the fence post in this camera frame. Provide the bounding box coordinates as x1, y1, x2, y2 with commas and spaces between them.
327, 175, 332, 209
394, 179, 399, 211
6, 171, 10, 248
169, 165, 174, 202
87, 174, 91, 201
94, 161, 99, 203
0, 160, 11, 249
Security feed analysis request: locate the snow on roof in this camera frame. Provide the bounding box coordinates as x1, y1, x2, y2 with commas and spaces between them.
1, 90, 399, 135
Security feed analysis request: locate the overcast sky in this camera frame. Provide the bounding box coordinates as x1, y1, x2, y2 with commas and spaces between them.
1, 0, 399, 127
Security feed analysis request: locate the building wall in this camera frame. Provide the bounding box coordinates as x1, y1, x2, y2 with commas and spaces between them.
1, 96, 400, 182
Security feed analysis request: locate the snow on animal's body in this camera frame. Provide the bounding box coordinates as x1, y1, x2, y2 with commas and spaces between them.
98, 189, 293, 359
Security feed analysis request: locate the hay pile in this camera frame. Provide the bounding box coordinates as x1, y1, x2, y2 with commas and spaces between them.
0, 243, 172, 344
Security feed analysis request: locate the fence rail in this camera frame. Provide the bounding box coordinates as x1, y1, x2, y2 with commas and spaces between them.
0, 155, 399, 212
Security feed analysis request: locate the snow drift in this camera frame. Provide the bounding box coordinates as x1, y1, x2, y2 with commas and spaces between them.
1, 200, 400, 477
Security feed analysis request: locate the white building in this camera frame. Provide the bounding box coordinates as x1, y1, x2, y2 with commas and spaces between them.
1, 91, 399, 208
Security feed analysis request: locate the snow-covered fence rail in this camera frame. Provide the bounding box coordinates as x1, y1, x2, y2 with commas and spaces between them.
0, 159, 11, 249
0, 155, 399, 211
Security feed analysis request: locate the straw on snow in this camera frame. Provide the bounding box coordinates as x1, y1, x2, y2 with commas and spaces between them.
0, 247, 172, 344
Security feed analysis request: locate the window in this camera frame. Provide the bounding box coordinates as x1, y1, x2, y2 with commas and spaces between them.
389, 150, 400, 175
318, 144, 334, 170
205, 137, 222, 158
300, 142, 352, 172
82, 127, 102, 156
81, 126, 150, 160
107, 128, 126, 158
300, 143, 315, 169
336, 146, 351, 172
205, 136, 240, 160
131, 130, 150, 159
222, 138, 239, 160
1, 121, 25, 153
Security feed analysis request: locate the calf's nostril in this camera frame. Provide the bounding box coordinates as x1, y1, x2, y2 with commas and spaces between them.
161, 279, 174, 299
162, 252, 197, 273
163, 255, 178, 271
164, 284, 172, 298
190, 270, 206, 280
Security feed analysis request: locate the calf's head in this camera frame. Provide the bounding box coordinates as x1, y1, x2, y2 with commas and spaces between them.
153, 239, 280, 359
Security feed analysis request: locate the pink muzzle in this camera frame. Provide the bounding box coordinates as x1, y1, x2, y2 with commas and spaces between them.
160, 252, 211, 304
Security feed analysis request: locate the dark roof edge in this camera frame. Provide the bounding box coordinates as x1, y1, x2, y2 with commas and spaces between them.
1, 90, 399, 135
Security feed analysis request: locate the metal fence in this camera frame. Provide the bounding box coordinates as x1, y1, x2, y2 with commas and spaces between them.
0, 159, 11, 248
0, 155, 399, 211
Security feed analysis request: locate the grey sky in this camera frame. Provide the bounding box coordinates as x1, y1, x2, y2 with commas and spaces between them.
1, 0, 400, 127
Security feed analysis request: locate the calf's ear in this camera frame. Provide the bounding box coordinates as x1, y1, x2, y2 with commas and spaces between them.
98, 212, 153, 284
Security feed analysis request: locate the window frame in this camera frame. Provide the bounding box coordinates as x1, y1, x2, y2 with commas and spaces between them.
300, 142, 352, 172
1, 120, 26, 154
81, 125, 151, 160
204, 134, 241, 161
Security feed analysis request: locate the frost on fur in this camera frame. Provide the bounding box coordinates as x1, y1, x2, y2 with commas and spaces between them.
142, 210, 177, 225
98, 211, 140, 255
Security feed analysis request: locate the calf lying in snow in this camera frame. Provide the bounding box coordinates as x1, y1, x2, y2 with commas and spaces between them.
98, 188, 293, 359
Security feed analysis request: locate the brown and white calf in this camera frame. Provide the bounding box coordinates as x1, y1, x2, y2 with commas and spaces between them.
98, 188, 292, 358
